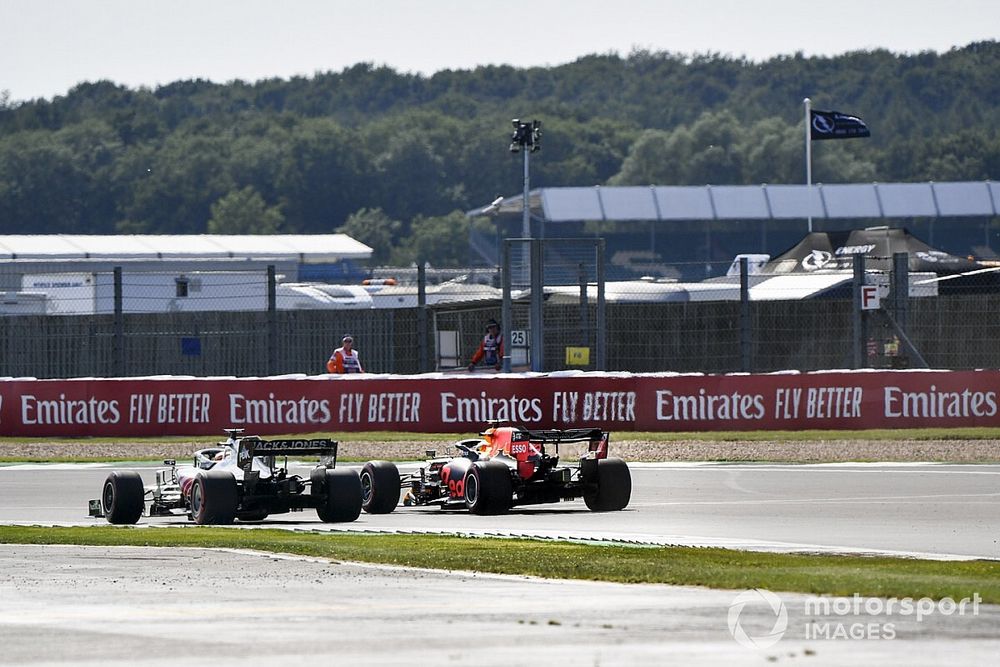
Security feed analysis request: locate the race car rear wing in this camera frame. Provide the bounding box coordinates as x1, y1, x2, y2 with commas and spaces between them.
513, 428, 606, 442
512, 428, 610, 459
236, 437, 339, 472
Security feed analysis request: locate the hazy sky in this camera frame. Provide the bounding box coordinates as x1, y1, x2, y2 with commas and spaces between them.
2, 0, 998, 102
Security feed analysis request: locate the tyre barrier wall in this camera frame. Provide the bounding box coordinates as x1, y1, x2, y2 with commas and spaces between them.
1, 369, 998, 437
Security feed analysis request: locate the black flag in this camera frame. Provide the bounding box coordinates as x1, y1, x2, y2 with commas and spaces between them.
810, 109, 870, 140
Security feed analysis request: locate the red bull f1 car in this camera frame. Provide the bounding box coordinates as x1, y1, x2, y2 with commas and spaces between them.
89, 429, 363, 525
358, 424, 631, 516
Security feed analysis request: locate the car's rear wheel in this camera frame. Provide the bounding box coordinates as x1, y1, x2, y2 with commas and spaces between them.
361, 460, 400, 514
314, 468, 362, 523
583, 457, 631, 511
102, 471, 145, 524
190, 471, 238, 525
464, 460, 512, 515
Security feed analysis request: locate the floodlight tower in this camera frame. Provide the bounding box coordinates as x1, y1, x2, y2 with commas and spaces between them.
509, 119, 542, 371
509, 119, 541, 241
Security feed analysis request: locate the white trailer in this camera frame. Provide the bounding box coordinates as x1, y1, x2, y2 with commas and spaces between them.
20, 273, 97, 314
21, 272, 373, 314
94, 271, 270, 313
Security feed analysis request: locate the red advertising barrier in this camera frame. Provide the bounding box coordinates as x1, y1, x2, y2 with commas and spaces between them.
1, 370, 998, 437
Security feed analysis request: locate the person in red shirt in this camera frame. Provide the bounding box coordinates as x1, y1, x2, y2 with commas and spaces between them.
327, 334, 364, 373
468, 319, 503, 371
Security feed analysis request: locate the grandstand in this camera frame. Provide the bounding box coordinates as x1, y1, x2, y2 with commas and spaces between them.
469, 181, 1000, 281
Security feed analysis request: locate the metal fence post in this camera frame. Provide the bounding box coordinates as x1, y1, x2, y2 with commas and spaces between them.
578, 262, 589, 348
739, 256, 752, 372
529, 238, 544, 372
596, 239, 606, 371
892, 252, 908, 334
267, 265, 276, 376
885, 251, 929, 368
417, 261, 428, 373
852, 254, 866, 368
501, 240, 513, 372
113, 266, 124, 376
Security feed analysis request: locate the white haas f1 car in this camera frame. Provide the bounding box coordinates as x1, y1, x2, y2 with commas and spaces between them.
358, 424, 631, 516
89, 429, 363, 525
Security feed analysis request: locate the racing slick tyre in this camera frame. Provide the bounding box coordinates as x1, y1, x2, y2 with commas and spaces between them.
464, 460, 512, 515
102, 471, 145, 524
314, 468, 362, 523
583, 457, 631, 512
190, 471, 239, 525
236, 509, 269, 522
361, 460, 400, 514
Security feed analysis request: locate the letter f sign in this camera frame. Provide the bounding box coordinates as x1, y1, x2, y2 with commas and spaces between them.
861, 285, 880, 310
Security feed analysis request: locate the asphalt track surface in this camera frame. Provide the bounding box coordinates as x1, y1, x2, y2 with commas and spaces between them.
2, 462, 1000, 664
1, 461, 999, 559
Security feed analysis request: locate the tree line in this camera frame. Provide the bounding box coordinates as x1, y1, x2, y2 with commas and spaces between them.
1, 42, 998, 266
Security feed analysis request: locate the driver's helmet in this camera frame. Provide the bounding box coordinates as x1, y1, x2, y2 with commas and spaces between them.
194, 448, 225, 470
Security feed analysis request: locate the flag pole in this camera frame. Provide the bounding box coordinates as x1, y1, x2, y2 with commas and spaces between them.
804, 97, 813, 233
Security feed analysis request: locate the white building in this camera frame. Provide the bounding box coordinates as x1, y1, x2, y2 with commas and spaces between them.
0, 234, 374, 314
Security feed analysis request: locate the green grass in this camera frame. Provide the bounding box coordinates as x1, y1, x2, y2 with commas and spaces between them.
2, 525, 998, 603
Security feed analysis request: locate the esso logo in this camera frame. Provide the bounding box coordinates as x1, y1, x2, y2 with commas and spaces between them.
510, 443, 528, 455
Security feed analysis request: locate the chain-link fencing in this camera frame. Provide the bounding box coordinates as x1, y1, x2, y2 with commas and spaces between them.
0, 264, 422, 378
502, 238, 605, 371
4, 255, 1000, 378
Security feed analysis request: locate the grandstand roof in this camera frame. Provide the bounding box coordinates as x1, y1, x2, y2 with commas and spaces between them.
0, 234, 373, 263
469, 181, 1000, 222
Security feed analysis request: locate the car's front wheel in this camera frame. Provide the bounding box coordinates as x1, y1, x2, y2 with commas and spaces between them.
102, 471, 145, 524
361, 460, 400, 514
583, 457, 631, 511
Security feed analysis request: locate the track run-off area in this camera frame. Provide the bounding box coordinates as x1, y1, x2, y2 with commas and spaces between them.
3, 460, 1000, 664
